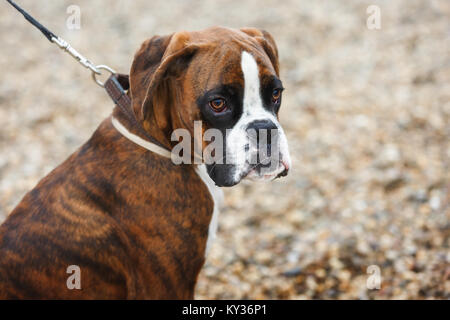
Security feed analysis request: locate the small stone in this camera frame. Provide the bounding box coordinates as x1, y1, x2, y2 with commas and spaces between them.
408, 189, 428, 203
429, 196, 441, 210
281, 267, 302, 278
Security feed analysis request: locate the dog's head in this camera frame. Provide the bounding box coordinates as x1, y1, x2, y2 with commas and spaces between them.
130, 26, 291, 187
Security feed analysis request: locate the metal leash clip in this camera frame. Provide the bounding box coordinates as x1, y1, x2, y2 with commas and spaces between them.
52, 36, 116, 87
51, 37, 100, 75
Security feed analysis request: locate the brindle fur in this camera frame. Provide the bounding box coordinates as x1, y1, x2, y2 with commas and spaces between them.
0, 27, 279, 299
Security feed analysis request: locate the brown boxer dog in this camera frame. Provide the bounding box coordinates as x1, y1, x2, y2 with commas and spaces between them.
0, 26, 291, 299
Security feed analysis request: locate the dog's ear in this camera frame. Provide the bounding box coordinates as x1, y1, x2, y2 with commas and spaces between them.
240, 28, 280, 75
130, 32, 199, 135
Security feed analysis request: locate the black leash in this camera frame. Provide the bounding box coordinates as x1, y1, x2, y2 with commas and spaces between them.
6, 0, 57, 42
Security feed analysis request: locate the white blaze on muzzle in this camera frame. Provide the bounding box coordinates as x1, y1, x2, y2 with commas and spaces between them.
226, 51, 291, 182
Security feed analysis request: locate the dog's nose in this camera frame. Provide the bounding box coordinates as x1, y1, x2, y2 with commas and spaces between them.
246, 120, 278, 146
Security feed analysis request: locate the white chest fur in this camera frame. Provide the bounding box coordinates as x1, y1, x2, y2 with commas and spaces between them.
195, 164, 224, 257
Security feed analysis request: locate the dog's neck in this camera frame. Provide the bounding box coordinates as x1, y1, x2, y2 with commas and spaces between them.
110, 112, 223, 257
112, 105, 172, 151
111, 117, 172, 159
141, 115, 174, 150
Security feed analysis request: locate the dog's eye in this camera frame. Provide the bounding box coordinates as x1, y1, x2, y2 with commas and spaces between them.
209, 98, 227, 112
272, 89, 282, 103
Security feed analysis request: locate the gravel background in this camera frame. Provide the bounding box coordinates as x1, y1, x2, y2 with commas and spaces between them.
0, 0, 449, 299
